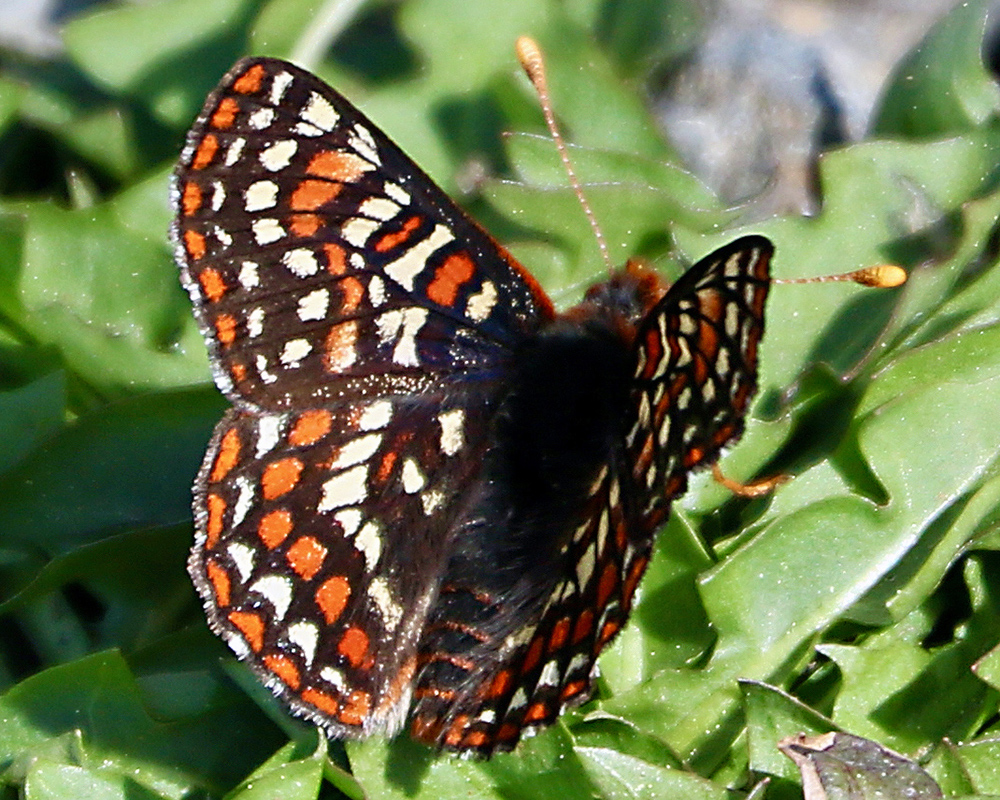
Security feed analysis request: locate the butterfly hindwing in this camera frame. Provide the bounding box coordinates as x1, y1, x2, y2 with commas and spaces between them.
627, 235, 772, 516
189, 392, 492, 737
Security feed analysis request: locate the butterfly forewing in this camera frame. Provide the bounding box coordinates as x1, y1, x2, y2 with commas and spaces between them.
627, 236, 772, 515
172, 57, 553, 410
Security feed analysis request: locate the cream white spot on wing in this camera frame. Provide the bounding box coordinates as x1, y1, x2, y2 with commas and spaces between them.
438, 408, 465, 456
269, 71, 293, 104
354, 521, 382, 571
231, 476, 253, 527
465, 280, 498, 322
318, 464, 368, 511
259, 139, 298, 172
238, 261, 259, 289
224, 137, 245, 167
256, 354, 277, 384
255, 414, 283, 457
244, 180, 278, 211
248, 107, 275, 130
247, 306, 264, 338
250, 575, 293, 620
280, 338, 312, 368
383, 182, 410, 205
320, 665, 349, 692
359, 400, 392, 431
421, 489, 444, 515
368, 576, 402, 630
538, 660, 560, 688
252, 218, 284, 245
210, 181, 226, 211
341, 217, 380, 249
302, 91, 339, 132
287, 621, 319, 666
368, 275, 386, 307
335, 508, 362, 537
282, 248, 319, 277
401, 458, 425, 493
330, 433, 381, 470
392, 307, 428, 366
297, 288, 329, 322
227, 542, 255, 583
213, 226, 232, 248
359, 196, 399, 221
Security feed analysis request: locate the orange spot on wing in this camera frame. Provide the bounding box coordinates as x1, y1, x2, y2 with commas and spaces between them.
286, 535, 327, 580
232, 63, 265, 94
572, 609, 594, 644
230, 361, 247, 384
338, 625, 369, 667
198, 267, 226, 302
214, 313, 237, 346
228, 610, 264, 651
324, 243, 346, 274
288, 213, 322, 237
522, 636, 544, 674
205, 493, 225, 549
597, 561, 618, 608
181, 181, 202, 216
263, 653, 301, 689
462, 730, 489, 748
426, 252, 475, 307
340, 276, 364, 311
258, 509, 293, 549
210, 97, 240, 129
561, 679, 589, 702
307, 150, 369, 181
210, 427, 241, 482
184, 229, 206, 260
324, 320, 358, 373
301, 687, 339, 715
375, 450, 396, 483
339, 690, 371, 726
495, 722, 521, 744
684, 446, 704, 469
375, 215, 421, 253
598, 619, 620, 647
549, 617, 570, 652
524, 701, 549, 723
485, 668, 513, 699
291, 179, 342, 211
191, 134, 218, 169
289, 409, 332, 447
641, 327, 663, 380
205, 559, 231, 606
315, 575, 350, 623
261, 457, 303, 499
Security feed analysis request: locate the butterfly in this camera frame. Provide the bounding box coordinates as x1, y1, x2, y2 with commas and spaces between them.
171, 56, 771, 755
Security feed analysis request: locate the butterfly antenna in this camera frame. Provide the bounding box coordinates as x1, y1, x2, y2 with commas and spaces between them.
516, 36, 613, 273
774, 264, 907, 288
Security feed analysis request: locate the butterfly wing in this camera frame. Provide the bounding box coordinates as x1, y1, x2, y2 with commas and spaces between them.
627, 235, 771, 518
172, 57, 554, 412
407, 236, 772, 754
173, 58, 556, 738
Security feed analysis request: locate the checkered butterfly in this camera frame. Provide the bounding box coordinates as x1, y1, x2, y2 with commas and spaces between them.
172, 57, 770, 755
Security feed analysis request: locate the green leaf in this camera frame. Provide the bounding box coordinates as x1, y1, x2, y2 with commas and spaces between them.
873, 0, 1000, 138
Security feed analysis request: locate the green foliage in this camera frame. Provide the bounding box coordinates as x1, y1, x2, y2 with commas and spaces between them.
2, 0, 1000, 797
